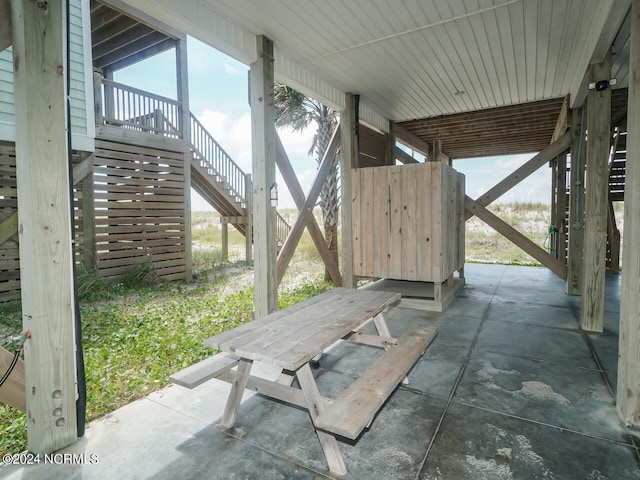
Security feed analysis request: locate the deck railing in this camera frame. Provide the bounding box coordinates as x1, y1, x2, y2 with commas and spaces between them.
94, 75, 292, 243
94, 74, 181, 138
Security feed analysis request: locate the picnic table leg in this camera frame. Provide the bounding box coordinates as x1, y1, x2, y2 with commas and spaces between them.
277, 369, 295, 386
372, 310, 392, 339
297, 363, 347, 475
221, 358, 253, 428
374, 311, 410, 384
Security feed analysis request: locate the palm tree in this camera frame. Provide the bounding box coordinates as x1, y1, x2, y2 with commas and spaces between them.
273, 84, 340, 282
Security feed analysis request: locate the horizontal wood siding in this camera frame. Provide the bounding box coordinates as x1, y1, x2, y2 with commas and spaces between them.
352, 162, 465, 283
0, 0, 88, 135
93, 139, 186, 281
0, 144, 19, 302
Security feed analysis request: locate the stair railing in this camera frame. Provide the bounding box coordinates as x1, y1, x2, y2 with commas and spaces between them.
190, 113, 246, 203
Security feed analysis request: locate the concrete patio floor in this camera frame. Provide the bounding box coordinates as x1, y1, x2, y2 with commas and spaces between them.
2, 264, 639, 479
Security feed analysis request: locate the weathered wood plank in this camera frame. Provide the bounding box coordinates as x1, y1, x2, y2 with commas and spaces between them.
395, 125, 431, 158
220, 358, 253, 428
566, 108, 586, 295
169, 353, 239, 389
351, 169, 362, 276
431, 163, 443, 281
401, 166, 417, 280
388, 167, 402, 279
361, 167, 374, 277
314, 328, 437, 440
372, 166, 389, 278
340, 95, 357, 288
297, 363, 347, 475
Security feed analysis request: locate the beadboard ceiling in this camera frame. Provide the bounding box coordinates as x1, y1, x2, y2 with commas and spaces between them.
122, 0, 630, 155
192, 0, 629, 121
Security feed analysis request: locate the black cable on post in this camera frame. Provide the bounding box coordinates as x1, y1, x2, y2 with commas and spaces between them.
65, 0, 86, 438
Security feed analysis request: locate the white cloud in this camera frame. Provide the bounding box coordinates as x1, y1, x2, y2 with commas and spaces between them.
224, 63, 241, 75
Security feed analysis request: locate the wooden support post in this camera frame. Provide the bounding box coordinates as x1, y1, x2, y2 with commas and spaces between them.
11, 0, 78, 452
250, 36, 277, 318
104, 67, 115, 121
244, 173, 253, 264
177, 38, 192, 281
221, 222, 229, 261
617, 0, 640, 426
550, 158, 558, 231
387, 121, 396, 165
566, 108, 586, 295
340, 94, 357, 288
580, 52, 611, 333
82, 170, 97, 271
556, 153, 568, 263
607, 200, 621, 272
92, 72, 103, 126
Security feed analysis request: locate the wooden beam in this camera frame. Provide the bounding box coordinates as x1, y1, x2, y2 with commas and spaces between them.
72, 155, 93, 185
395, 146, 419, 164
0, 0, 10, 52
387, 121, 396, 165
0, 212, 18, 245
177, 37, 192, 281
566, 108, 586, 295
11, 0, 78, 453
551, 95, 570, 143
466, 132, 572, 220
277, 129, 340, 285
275, 134, 342, 286
580, 52, 612, 333
617, 0, 640, 427
250, 36, 277, 318
465, 196, 567, 280
340, 94, 357, 288
395, 125, 431, 158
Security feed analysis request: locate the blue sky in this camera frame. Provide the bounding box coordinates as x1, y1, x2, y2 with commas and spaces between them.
115, 37, 551, 211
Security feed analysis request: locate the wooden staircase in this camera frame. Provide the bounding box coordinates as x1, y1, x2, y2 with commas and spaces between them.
188, 113, 291, 245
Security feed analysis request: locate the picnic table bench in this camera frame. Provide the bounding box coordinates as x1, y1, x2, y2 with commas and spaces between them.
170, 287, 436, 475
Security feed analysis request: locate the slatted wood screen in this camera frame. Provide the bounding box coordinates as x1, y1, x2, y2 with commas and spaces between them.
0, 143, 20, 302
352, 162, 465, 283
92, 139, 186, 282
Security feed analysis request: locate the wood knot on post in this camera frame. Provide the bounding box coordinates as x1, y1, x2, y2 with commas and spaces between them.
36, 1, 48, 10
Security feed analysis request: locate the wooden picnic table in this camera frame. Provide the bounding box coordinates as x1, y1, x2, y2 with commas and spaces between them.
170, 287, 437, 475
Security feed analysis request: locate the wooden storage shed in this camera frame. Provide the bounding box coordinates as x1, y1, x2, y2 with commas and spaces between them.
352, 162, 465, 285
